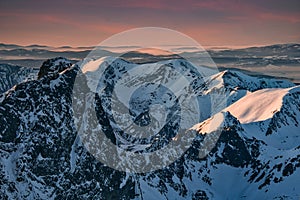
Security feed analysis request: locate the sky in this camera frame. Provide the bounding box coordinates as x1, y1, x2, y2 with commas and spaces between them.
0, 0, 299, 47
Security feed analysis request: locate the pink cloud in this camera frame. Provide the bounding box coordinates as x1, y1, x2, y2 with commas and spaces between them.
257, 13, 300, 23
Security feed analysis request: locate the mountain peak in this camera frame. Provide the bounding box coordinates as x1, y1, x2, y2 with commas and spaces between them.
81, 56, 131, 74
226, 86, 300, 124
211, 69, 294, 92
37, 57, 73, 79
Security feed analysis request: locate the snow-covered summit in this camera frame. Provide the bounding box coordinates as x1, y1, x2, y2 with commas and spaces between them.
190, 85, 300, 199
201, 69, 295, 108
211, 70, 294, 91
196, 85, 300, 148
226, 86, 299, 123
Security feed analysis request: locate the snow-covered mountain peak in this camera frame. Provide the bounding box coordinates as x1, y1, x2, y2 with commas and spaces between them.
207, 69, 294, 92
192, 84, 300, 151
226, 85, 300, 124
226, 88, 287, 123
81, 56, 131, 74
81, 56, 203, 74
79, 56, 210, 95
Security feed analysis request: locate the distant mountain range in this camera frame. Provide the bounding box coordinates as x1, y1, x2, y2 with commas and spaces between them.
0, 57, 299, 199
1, 43, 299, 83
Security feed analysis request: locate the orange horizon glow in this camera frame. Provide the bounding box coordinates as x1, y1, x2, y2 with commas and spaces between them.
0, 0, 299, 47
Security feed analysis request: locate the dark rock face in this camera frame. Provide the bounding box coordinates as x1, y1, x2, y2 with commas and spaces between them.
1, 58, 136, 199
0, 57, 299, 199
0, 64, 37, 94
37, 57, 73, 79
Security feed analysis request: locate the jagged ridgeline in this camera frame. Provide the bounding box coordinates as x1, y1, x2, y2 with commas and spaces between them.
0, 57, 299, 199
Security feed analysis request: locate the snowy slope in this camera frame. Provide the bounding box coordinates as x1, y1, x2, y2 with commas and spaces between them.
194, 69, 294, 121
226, 88, 291, 123
203, 70, 294, 106
0, 56, 299, 199
188, 85, 300, 199
191, 109, 300, 199
226, 86, 300, 149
